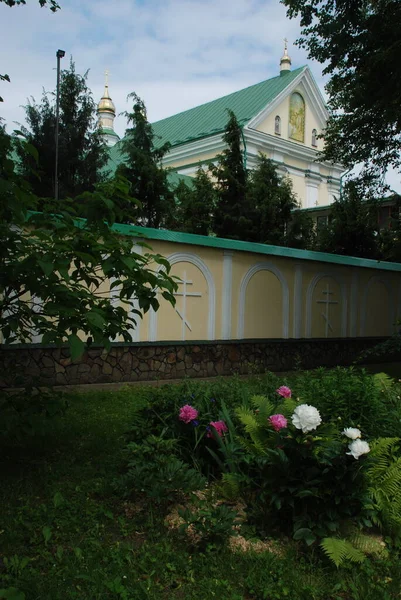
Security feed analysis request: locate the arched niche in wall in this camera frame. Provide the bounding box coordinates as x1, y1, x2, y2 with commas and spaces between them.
306, 273, 347, 338
149, 252, 216, 342
237, 263, 289, 339
360, 276, 394, 337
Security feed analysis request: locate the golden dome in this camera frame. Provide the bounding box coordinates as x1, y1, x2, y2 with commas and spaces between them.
98, 85, 116, 114
280, 38, 292, 71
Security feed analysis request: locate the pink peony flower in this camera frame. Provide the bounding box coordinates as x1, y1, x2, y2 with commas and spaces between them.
207, 420, 228, 438
179, 404, 199, 424
269, 414, 288, 431
276, 385, 292, 398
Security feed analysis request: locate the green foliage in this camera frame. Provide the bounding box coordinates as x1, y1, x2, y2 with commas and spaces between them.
118, 93, 174, 227
0, 386, 67, 440
235, 398, 368, 543
320, 537, 366, 568
316, 181, 380, 258
283, 0, 401, 186
0, 123, 177, 357
172, 167, 216, 235
365, 437, 401, 540
119, 434, 206, 505
287, 208, 316, 250
292, 367, 401, 438
178, 496, 238, 550
16, 60, 108, 200
212, 110, 251, 240
246, 154, 300, 245
1, 380, 401, 599
1, 0, 59, 9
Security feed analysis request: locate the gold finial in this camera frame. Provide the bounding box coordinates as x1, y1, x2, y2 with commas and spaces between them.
98, 68, 115, 113
280, 38, 292, 72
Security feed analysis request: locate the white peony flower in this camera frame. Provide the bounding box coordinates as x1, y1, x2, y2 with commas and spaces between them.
347, 439, 370, 460
291, 404, 322, 433
342, 427, 361, 440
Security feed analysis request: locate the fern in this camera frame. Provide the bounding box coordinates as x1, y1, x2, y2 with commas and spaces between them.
251, 395, 274, 418
372, 372, 394, 395
276, 397, 297, 418
349, 531, 388, 558
218, 473, 243, 501
365, 437, 401, 537
320, 537, 366, 567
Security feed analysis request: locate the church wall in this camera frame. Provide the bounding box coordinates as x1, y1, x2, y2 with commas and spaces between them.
255, 91, 323, 151
5, 230, 401, 356
104, 236, 401, 345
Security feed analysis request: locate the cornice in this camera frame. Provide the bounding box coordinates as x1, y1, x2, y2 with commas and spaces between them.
162, 134, 224, 166
243, 128, 343, 176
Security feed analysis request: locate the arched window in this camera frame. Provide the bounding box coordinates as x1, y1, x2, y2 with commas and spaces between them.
312, 128, 318, 147
274, 115, 281, 135
289, 92, 305, 142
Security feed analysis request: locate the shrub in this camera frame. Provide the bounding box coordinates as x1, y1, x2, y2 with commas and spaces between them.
118, 434, 205, 506
178, 496, 238, 551
292, 367, 401, 437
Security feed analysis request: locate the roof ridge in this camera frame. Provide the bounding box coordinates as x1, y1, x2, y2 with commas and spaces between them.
151, 66, 307, 126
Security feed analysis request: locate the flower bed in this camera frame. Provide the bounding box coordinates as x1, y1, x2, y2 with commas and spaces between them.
121, 368, 401, 566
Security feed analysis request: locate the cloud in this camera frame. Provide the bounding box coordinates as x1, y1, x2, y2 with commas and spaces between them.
1, 0, 399, 191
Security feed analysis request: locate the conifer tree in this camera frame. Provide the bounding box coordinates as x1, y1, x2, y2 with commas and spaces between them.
286, 208, 315, 250
247, 154, 299, 245
316, 181, 379, 258
17, 60, 108, 199
118, 93, 174, 227
173, 167, 216, 235
212, 110, 250, 240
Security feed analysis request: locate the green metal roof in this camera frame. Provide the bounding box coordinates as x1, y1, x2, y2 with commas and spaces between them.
166, 170, 194, 189
111, 222, 401, 273
106, 67, 306, 172
151, 67, 306, 149
100, 127, 120, 139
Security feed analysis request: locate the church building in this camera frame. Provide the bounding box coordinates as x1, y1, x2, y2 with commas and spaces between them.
98, 45, 344, 211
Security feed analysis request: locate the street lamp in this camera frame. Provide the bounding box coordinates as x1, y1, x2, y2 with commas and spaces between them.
55, 49, 65, 201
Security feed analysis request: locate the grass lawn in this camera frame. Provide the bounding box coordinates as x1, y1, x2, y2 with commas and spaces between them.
1, 375, 401, 600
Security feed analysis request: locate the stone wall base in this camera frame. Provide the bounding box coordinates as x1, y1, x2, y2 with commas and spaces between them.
0, 337, 395, 388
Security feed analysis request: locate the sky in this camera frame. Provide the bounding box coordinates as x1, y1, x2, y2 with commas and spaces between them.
1, 0, 400, 191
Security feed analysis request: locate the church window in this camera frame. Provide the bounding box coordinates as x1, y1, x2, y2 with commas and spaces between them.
312, 128, 318, 147
289, 92, 305, 142
274, 115, 281, 135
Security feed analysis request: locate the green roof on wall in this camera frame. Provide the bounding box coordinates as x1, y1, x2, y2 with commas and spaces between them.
111, 222, 401, 273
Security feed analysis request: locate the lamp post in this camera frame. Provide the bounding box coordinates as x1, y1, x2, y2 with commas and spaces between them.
55, 49, 65, 201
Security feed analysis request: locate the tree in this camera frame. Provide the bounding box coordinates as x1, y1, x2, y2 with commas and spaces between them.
316, 181, 379, 258
0, 123, 177, 358
173, 167, 216, 235
377, 194, 401, 262
287, 208, 315, 250
283, 0, 401, 186
16, 60, 108, 200
117, 93, 174, 227
1, 0, 59, 8
212, 110, 251, 240
247, 154, 299, 245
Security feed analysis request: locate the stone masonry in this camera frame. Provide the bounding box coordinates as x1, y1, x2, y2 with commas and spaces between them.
0, 338, 392, 388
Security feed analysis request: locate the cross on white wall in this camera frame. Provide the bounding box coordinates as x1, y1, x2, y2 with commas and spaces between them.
174, 270, 202, 340
316, 283, 339, 338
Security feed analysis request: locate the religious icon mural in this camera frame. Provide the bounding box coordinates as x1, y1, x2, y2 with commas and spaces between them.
289, 92, 305, 142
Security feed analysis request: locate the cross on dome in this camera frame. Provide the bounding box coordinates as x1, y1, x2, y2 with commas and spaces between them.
280, 38, 292, 73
